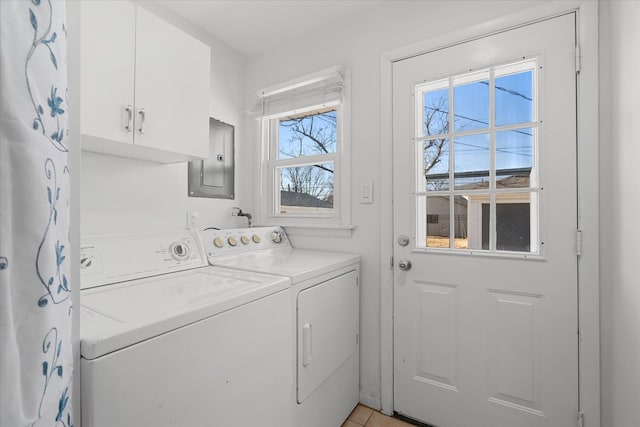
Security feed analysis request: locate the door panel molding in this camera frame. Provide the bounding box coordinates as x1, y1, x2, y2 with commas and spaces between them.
487, 290, 542, 415
415, 282, 459, 390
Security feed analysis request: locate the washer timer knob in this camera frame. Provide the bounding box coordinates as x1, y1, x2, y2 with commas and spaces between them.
271, 230, 283, 244
80, 256, 92, 269
170, 242, 190, 261
213, 237, 224, 248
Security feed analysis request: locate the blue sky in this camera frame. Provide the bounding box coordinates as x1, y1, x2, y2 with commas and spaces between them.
424, 70, 534, 182
278, 110, 337, 160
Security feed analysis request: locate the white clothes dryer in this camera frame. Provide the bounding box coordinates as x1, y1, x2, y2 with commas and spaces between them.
202, 227, 360, 427
80, 230, 293, 427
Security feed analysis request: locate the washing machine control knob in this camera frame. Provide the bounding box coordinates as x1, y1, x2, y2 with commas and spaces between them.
80, 257, 92, 268
170, 242, 190, 261
252, 234, 261, 244
240, 236, 250, 245
271, 231, 283, 244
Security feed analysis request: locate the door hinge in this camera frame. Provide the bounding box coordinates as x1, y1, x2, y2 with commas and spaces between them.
390, 255, 394, 269
576, 229, 583, 256
575, 45, 581, 73
577, 411, 584, 427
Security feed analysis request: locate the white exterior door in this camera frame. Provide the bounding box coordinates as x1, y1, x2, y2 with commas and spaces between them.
393, 14, 578, 427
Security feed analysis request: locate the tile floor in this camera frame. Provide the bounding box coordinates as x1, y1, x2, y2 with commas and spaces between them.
342, 404, 417, 427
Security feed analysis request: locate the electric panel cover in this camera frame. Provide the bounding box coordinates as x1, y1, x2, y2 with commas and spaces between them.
188, 118, 234, 199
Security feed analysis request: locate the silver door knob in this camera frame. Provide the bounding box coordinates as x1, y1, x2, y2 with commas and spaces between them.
398, 259, 412, 271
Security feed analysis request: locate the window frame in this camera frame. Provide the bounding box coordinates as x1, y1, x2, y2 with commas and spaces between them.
256, 72, 352, 229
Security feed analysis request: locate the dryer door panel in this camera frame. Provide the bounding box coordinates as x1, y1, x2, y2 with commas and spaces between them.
297, 270, 358, 403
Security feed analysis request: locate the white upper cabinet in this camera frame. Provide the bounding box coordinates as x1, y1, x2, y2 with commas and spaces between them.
81, 1, 135, 147
80, 1, 210, 163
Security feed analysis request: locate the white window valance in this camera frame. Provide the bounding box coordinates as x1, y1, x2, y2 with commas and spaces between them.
252, 66, 344, 118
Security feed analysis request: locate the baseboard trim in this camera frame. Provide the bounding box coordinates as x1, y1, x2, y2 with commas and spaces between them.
359, 392, 381, 411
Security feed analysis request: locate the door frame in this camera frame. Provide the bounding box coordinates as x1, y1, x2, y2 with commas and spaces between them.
379, 1, 600, 424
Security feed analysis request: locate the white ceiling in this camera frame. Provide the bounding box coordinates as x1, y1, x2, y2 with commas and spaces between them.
155, 1, 385, 57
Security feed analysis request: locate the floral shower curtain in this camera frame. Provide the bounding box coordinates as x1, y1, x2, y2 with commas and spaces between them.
0, 1, 73, 426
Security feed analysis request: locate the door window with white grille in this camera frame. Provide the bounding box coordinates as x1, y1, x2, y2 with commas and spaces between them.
415, 59, 539, 253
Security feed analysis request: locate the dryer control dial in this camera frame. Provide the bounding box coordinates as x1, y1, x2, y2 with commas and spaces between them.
170, 242, 190, 261
271, 230, 283, 244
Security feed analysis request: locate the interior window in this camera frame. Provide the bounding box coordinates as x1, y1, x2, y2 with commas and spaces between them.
275, 108, 337, 215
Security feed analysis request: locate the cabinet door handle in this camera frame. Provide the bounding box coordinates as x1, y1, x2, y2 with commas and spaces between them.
138, 108, 145, 134
124, 105, 133, 132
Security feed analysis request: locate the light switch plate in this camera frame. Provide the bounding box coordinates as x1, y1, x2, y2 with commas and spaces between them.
360, 182, 373, 204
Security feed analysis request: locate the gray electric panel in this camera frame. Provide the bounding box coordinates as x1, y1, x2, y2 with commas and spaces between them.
188, 118, 234, 199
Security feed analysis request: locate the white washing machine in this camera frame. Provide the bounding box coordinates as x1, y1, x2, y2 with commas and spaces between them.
80, 230, 294, 427
202, 227, 360, 427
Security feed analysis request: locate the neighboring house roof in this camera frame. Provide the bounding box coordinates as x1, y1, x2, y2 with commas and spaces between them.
458, 174, 530, 190
496, 174, 530, 188
281, 191, 332, 208
454, 195, 468, 206
426, 167, 532, 191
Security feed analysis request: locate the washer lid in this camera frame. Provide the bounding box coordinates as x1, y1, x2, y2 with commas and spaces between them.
210, 247, 360, 283
80, 267, 290, 360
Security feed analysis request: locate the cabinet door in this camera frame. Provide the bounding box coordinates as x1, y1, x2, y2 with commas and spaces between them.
134, 7, 210, 160
80, 1, 135, 145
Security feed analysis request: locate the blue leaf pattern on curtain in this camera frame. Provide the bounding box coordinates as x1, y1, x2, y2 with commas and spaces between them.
0, 0, 73, 426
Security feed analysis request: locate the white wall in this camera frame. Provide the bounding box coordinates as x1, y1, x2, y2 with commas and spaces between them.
599, 1, 640, 426
244, 0, 549, 408
80, 2, 250, 236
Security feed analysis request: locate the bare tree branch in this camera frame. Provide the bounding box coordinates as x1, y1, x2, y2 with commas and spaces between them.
279, 110, 337, 201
